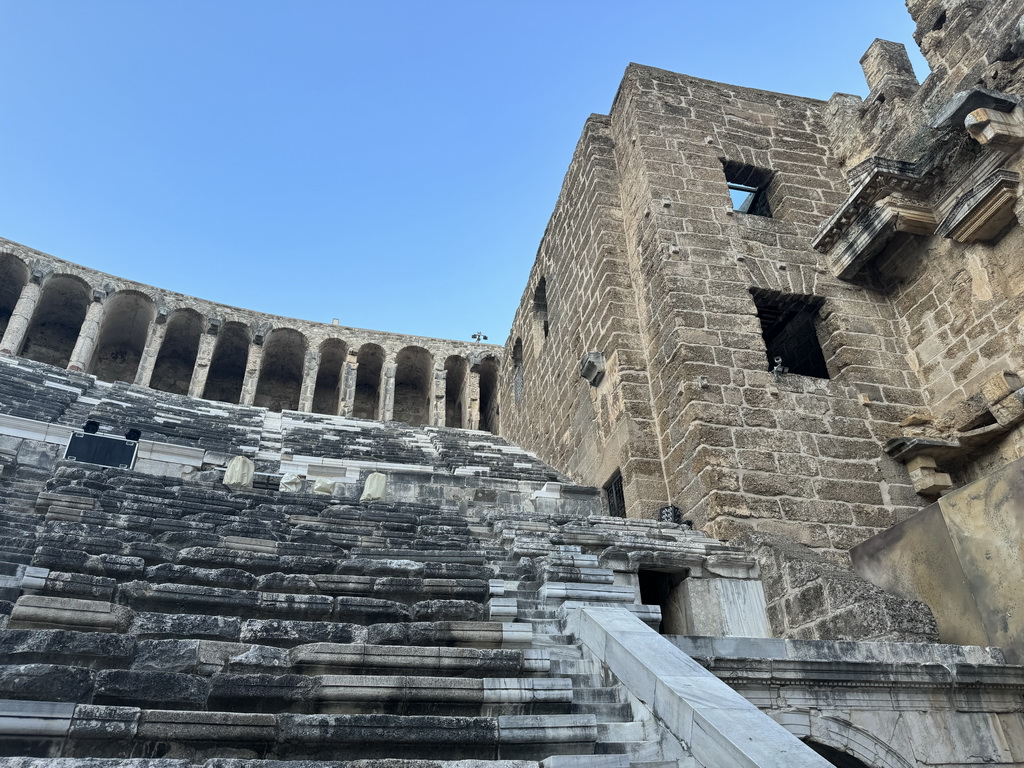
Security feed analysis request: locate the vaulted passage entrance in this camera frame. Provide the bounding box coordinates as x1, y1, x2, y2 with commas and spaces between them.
151, 309, 202, 395
21, 276, 91, 368
444, 355, 467, 428
313, 338, 347, 415
255, 328, 307, 412
203, 322, 250, 404
353, 343, 384, 419
479, 355, 499, 433
394, 346, 432, 426
90, 291, 156, 383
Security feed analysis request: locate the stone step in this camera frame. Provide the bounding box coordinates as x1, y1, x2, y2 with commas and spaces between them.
0, 703, 600, 761
0, 665, 574, 716
595, 722, 664, 761
0, 629, 550, 675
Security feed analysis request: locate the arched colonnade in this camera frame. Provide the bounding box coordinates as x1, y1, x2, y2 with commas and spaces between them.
0, 252, 499, 430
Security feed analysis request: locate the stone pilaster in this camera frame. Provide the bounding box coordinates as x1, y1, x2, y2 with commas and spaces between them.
240, 340, 265, 407
67, 291, 106, 373
188, 319, 220, 398
339, 351, 358, 417
381, 357, 396, 422
0, 278, 42, 355
433, 366, 447, 426
133, 311, 169, 387
298, 349, 320, 413
467, 370, 481, 431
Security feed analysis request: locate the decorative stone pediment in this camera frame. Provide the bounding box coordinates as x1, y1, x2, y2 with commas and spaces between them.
818, 189, 937, 280
816, 89, 1024, 280
812, 157, 937, 279
936, 168, 1021, 242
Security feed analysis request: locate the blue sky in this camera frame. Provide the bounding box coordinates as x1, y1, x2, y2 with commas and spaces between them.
0, 2, 926, 344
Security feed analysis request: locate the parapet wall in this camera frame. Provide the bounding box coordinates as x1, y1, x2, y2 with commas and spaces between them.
0, 237, 501, 430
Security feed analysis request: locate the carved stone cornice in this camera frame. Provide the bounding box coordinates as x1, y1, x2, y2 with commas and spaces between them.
812, 157, 935, 256
823, 192, 937, 280
936, 168, 1021, 242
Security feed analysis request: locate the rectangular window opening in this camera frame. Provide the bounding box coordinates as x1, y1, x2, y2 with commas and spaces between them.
605, 470, 626, 518
722, 160, 773, 217
751, 289, 830, 379
638, 568, 688, 634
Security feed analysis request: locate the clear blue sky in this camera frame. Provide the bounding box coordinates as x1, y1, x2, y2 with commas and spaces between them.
0, 2, 926, 343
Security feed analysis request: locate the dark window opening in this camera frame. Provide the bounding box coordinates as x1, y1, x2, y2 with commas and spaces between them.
750, 289, 829, 379
605, 471, 626, 518
722, 160, 773, 217
638, 569, 687, 634
804, 741, 872, 768
511, 338, 524, 405
533, 277, 549, 340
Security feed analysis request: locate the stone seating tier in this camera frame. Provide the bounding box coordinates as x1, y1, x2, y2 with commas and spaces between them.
0, 358, 92, 423
0, 460, 667, 764
0, 372, 797, 765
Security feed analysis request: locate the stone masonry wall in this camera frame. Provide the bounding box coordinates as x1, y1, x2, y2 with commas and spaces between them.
499, 117, 668, 518
504, 66, 929, 561
608, 68, 928, 554
824, 0, 1024, 489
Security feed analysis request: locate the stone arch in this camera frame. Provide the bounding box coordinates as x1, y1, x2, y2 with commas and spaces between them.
0, 252, 29, 341
353, 343, 384, 419
781, 714, 913, 768
313, 338, 348, 415
150, 309, 203, 395
444, 355, 468, 428
90, 290, 157, 383
203, 322, 250, 404
480, 354, 499, 434
394, 345, 433, 426
255, 327, 307, 412
21, 274, 91, 367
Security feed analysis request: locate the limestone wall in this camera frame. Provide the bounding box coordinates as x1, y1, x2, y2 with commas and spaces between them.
0, 237, 500, 429
502, 0, 1024, 565
499, 117, 667, 519
822, 0, 1024, 491
502, 67, 926, 558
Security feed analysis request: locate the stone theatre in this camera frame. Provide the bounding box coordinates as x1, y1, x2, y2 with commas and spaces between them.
1, 0, 1024, 765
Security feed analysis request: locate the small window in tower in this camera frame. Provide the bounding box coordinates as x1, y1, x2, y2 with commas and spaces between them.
722, 160, 773, 218
533, 277, 549, 341
511, 338, 524, 405
750, 289, 829, 379
605, 470, 626, 518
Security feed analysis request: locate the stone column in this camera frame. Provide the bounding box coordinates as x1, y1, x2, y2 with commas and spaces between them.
133, 311, 169, 388
0, 279, 42, 355
467, 370, 481, 430
188, 320, 220, 398
298, 349, 320, 413
380, 357, 396, 422
433, 365, 447, 426
67, 291, 106, 373
339, 351, 358, 416
240, 339, 265, 407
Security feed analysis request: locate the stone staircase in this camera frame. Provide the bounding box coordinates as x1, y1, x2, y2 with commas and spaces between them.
0, 349, 804, 766
0, 454, 718, 766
